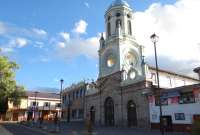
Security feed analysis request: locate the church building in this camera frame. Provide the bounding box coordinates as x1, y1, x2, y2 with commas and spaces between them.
62, 0, 200, 131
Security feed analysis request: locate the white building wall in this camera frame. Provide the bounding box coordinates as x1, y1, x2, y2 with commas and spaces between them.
149, 103, 200, 124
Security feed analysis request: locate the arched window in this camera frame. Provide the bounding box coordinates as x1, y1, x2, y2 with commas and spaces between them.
116, 19, 121, 28
108, 16, 111, 21
128, 20, 132, 35
116, 13, 121, 17
107, 22, 111, 37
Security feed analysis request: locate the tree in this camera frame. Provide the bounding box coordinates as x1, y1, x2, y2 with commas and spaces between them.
0, 55, 25, 118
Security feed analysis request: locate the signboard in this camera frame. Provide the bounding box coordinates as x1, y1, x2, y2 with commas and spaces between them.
175, 113, 185, 120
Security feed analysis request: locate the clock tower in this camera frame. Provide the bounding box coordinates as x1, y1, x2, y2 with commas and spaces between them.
99, 0, 145, 83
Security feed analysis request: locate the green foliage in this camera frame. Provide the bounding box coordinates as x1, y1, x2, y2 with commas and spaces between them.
0, 55, 25, 114
191, 120, 200, 135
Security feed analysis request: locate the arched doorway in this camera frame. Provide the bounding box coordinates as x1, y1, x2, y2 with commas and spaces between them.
127, 100, 137, 127
90, 106, 95, 124
104, 97, 114, 126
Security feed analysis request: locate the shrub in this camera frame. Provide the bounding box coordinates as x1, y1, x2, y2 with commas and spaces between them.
191, 120, 200, 135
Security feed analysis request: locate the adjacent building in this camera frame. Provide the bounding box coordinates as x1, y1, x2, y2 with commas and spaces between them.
7, 91, 61, 121
62, 82, 87, 122
149, 84, 200, 131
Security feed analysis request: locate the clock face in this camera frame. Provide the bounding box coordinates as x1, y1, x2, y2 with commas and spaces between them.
124, 52, 136, 66
128, 69, 137, 80
106, 54, 116, 68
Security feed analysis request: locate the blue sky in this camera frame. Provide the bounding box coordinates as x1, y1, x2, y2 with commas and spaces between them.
1, 0, 200, 91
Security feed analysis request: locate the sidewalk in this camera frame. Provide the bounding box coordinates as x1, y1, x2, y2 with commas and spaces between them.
0, 125, 13, 135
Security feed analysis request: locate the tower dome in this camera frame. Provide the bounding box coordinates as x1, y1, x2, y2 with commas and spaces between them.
109, 0, 130, 9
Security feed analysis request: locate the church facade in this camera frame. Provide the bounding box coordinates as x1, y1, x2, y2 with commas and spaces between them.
62, 0, 200, 130
83, 0, 200, 128
85, 0, 152, 128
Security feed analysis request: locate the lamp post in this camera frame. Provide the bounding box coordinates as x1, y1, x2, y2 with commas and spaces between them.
67, 94, 71, 123
150, 33, 164, 135
34, 91, 39, 122
60, 79, 64, 119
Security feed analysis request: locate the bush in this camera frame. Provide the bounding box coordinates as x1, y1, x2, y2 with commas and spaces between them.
191, 120, 200, 135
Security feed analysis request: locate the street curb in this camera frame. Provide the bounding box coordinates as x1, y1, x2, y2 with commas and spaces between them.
17, 124, 55, 135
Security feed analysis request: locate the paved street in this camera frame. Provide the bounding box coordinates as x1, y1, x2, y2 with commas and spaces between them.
1, 123, 49, 135
0, 122, 189, 135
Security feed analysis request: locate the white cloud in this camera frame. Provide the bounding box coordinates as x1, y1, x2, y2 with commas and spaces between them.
12, 38, 28, 48
84, 2, 90, 8
133, 0, 200, 76
2, 37, 29, 51
40, 58, 49, 62
0, 47, 14, 53
73, 20, 88, 34
32, 28, 47, 36
59, 32, 70, 42
34, 41, 44, 48
55, 35, 99, 59
57, 42, 66, 48
0, 22, 6, 34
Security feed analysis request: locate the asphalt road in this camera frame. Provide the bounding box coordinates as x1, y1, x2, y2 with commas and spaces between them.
2, 123, 48, 135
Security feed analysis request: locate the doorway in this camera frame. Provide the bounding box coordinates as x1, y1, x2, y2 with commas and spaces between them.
90, 106, 95, 124
127, 100, 137, 127
104, 97, 114, 126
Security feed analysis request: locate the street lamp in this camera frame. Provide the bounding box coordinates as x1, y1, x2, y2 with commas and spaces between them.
60, 79, 64, 119
34, 91, 39, 122
150, 33, 164, 135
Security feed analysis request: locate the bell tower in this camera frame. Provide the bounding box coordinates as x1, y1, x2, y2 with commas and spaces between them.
99, 0, 146, 84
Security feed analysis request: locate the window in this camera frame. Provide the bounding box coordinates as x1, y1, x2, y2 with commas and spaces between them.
62, 96, 65, 103
107, 22, 111, 37
73, 91, 75, 100
78, 109, 84, 119
44, 102, 50, 107
80, 89, 83, 97
31, 101, 38, 106
83, 89, 86, 96
116, 19, 121, 28
76, 91, 79, 98
175, 113, 185, 120
128, 20, 132, 35
179, 92, 195, 104
56, 103, 61, 108
68, 94, 71, 102
116, 12, 121, 17
107, 16, 111, 21
72, 109, 77, 119
127, 14, 131, 18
